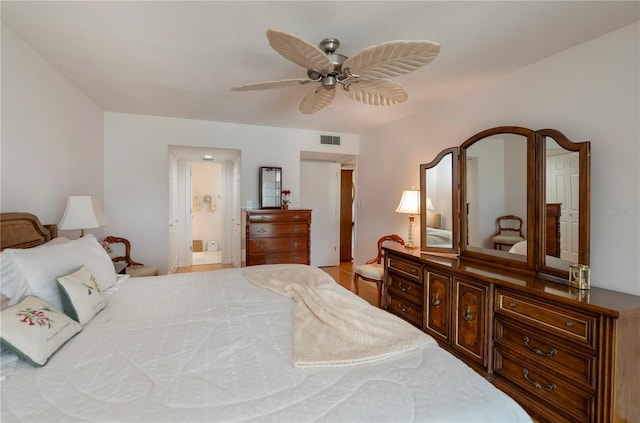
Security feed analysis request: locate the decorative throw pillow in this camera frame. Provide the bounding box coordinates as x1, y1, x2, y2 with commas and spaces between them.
0, 234, 116, 311
57, 266, 107, 325
0, 295, 82, 367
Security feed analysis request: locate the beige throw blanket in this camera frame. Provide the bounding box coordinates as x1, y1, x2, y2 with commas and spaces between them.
242, 264, 435, 368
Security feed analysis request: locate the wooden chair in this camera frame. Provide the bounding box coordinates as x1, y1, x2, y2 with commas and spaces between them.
492, 215, 525, 250
353, 234, 405, 307
103, 236, 159, 277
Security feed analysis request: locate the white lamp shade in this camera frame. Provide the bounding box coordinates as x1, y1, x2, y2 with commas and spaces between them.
395, 190, 420, 215
59, 196, 108, 231
425, 197, 435, 211
91, 198, 109, 227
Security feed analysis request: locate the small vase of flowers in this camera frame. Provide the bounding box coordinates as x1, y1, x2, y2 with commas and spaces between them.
281, 189, 291, 209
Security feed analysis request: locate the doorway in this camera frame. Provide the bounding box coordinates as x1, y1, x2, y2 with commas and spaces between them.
168, 145, 240, 272
300, 154, 357, 267
191, 162, 223, 265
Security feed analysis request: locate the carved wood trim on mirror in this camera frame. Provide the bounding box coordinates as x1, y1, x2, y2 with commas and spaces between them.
535, 128, 590, 279
460, 126, 537, 272
420, 147, 459, 255
420, 126, 590, 280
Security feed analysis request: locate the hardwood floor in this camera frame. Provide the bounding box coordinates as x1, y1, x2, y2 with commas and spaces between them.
175, 261, 382, 307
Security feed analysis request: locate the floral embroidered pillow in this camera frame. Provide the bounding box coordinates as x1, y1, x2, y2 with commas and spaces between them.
57, 265, 107, 325
0, 295, 82, 366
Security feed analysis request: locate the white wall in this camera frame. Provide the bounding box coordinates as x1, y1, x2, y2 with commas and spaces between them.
104, 112, 359, 273
0, 24, 104, 233
356, 22, 640, 295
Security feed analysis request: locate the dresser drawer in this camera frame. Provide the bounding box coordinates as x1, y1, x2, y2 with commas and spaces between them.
494, 317, 597, 389
387, 294, 422, 328
496, 289, 597, 348
248, 223, 308, 238
246, 252, 309, 265
247, 237, 307, 254
387, 273, 423, 304
494, 349, 595, 422
247, 211, 311, 224
387, 256, 421, 282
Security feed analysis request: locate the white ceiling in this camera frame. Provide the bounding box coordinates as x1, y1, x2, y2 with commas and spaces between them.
2, 1, 638, 135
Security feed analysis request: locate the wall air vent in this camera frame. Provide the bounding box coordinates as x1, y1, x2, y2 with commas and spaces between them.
320, 135, 341, 145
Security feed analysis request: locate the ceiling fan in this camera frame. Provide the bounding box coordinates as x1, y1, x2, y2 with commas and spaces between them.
231, 29, 440, 114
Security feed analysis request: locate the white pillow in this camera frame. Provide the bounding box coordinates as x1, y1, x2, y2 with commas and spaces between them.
36, 237, 71, 248
57, 265, 107, 325
0, 295, 82, 367
0, 235, 116, 311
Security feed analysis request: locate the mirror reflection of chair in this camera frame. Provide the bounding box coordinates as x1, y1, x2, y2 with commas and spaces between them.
493, 215, 525, 250
103, 236, 159, 277
353, 234, 405, 307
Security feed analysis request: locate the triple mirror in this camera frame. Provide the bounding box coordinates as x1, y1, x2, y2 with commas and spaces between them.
259, 167, 282, 209
421, 126, 590, 279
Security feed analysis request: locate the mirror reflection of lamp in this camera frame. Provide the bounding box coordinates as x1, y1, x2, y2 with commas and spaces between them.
395, 189, 420, 249
425, 197, 436, 227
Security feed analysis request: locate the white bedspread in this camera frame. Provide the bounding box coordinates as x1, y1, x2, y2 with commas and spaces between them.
1, 267, 531, 422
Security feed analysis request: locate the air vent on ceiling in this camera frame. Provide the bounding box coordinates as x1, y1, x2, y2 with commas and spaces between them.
320, 135, 341, 145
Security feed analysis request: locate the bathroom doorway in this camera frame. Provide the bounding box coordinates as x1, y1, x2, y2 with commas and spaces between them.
191, 162, 223, 265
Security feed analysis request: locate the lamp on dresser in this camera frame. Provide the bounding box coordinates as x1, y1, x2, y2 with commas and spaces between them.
395, 189, 420, 249
59, 196, 108, 237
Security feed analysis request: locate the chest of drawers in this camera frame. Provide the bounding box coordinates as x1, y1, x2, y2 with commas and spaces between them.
242, 209, 311, 266
383, 244, 640, 423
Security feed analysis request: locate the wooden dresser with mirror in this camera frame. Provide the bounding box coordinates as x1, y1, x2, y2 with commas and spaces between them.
384, 126, 639, 423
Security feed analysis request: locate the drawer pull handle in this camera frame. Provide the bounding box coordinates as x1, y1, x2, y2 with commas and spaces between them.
293, 227, 299, 233
463, 306, 473, 322
258, 216, 267, 221
522, 368, 556, 392
509, 301, 517, 308
432, 293, 441, 307
410, 268, 418, 274
259, 243, 266, 249
398, 282, 412, 293
398, 302, 412, 314
292, 242, 299, 248
523, 337, 557, 357
257, 228, 267, 234
293, 257, 299, 263
293, 214, 300, 219
566, 320, 575, 327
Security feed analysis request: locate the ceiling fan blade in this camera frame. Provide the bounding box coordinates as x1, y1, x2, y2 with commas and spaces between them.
342, 79, 408, 106
267, 29, 334, 73
299, 87, 336, 114
342, 40, 440, 79
231, 78, 312, 91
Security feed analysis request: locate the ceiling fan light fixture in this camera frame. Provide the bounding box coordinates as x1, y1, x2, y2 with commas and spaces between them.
322, 75, 338, 89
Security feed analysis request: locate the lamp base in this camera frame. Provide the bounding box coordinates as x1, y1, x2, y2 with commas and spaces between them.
404, 243, 419, 250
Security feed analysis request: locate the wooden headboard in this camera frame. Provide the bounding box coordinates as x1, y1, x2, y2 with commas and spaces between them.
0, 213, 58, 251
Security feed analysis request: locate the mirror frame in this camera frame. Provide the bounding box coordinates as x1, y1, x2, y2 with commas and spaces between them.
420, 147, 459, 254
459, 126, 536, 272
535, 129, 591, 278
420, 126, 590, 280
258, 166, 282, 209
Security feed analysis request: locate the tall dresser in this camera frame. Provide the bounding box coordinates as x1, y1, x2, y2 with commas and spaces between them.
242, 209, 311, 266
383, 244, 640, 423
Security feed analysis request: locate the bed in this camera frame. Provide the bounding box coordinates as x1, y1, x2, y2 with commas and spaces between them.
425, 213, 454, 247
1, 213, 531, 422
